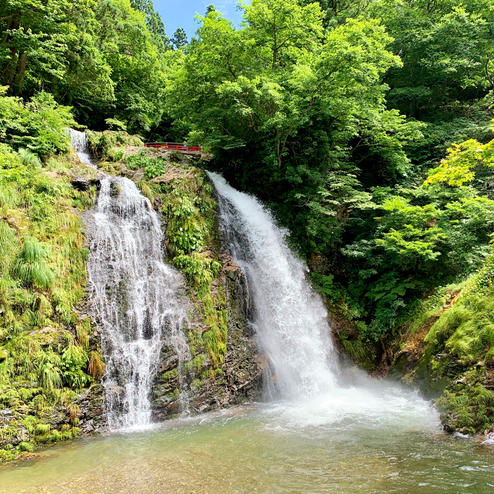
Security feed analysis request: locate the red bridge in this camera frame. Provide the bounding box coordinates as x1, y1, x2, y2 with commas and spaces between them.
144, 142, 201, 152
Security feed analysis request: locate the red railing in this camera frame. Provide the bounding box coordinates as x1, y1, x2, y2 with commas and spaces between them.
144, 142, 201, 152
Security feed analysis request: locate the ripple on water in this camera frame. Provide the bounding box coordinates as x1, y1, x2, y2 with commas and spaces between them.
0, 408, 492, 494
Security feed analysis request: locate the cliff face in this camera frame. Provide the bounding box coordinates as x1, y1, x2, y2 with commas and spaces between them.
88, 133, 263, 420
152, 254, 262, 418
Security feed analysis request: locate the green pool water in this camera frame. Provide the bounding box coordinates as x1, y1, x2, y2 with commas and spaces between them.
0, 404, 492, 494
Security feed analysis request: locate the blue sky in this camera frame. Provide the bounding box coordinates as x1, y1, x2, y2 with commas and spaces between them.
153, 0, 244, 39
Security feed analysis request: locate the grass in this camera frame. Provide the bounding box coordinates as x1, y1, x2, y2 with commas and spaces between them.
0, 140, 100, 461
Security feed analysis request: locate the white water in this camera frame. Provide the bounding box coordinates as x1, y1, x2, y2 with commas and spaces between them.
71, 132, 191, 430
209, 172, 440, 431
68, 128, 94, 167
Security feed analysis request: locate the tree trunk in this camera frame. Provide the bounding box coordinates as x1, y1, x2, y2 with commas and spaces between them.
5, 47, 18, 90
13, 51, 28, 95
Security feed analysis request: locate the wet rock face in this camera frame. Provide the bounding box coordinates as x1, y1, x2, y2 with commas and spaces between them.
151, 256, 263, 420
77, 383, 105, 433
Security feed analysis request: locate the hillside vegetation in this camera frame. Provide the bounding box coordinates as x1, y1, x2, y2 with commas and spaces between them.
0, 93, 101, 461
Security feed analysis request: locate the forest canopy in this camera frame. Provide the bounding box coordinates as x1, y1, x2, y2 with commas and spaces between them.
1, 0, 492, 345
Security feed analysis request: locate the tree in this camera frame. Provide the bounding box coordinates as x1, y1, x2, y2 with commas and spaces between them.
377, 2, 493, 115
171, 28, 188, 49
166, 0, 416, 253
92, 0, 168, 132
0, 0, 171, 134
425, 136, 494, 190
0, 0, 111, 98
130, 0, 171, 49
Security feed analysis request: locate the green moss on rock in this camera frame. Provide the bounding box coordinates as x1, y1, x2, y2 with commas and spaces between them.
395, 255, 494, 434
0, 142, 99, 461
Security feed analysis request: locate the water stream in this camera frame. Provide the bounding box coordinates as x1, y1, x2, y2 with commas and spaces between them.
84, 177, 190, 429
68, 129, 94, 167
208, 172, 438, 429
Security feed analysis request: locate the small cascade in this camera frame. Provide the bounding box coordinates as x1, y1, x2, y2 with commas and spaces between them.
68, 129, 94, 167
209, 172, 438, 428
70, 131, 191, 430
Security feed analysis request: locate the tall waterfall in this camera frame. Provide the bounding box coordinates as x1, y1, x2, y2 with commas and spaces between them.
208, 174, 338, 400
209, 172, 438, 428
71, 132, 190, 430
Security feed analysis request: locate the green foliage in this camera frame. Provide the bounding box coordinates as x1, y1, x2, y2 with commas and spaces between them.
338, 136, 494, 341
39, 361, 62, 391
0, 118, 96, 460
161, 369, 179, 381
105, 118, 128, 132
436, 381, 494, 435
61, 345, 89, 389
165, 192, 205, 255
173, 254, 220, 297
0, 90, 74, 157
0, 0, 490, 439
396, 256, 494, 433
424, 257, 494, 366
14, 238, 55, 289
143, 159, 165, 179
370, 0, 493, 120
0, 0, 171, 134
425, 136, 494, 188
88, 130, 143, 160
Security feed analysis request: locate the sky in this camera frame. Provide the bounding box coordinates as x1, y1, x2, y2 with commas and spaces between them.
153, 0, 244, 40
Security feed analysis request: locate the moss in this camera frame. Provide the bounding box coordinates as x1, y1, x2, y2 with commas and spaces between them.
191, 378, 202, 389
398, 255, 494, 433
339, 333, 375, 371
0, 141, 99, 461
184, 355, 206, 374
436, 369, 494, 434
86, 130, 143, 159
161, 369, 179, 381
168, 388, 180, 398
18, 441, 35, 452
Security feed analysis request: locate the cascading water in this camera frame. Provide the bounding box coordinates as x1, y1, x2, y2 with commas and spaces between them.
209, 175, 338, 400
209, 172, 439, 429
68, 129, 94, 167
71, 132, 191, 430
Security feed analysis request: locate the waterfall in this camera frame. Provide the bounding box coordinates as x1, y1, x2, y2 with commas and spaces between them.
209, 172, 439, 428
68, 129, 94, 167
208, 174, 338, 400
70, 131, 190, 430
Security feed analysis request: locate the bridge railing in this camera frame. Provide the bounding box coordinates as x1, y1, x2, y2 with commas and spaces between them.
144, 142, 201, 152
